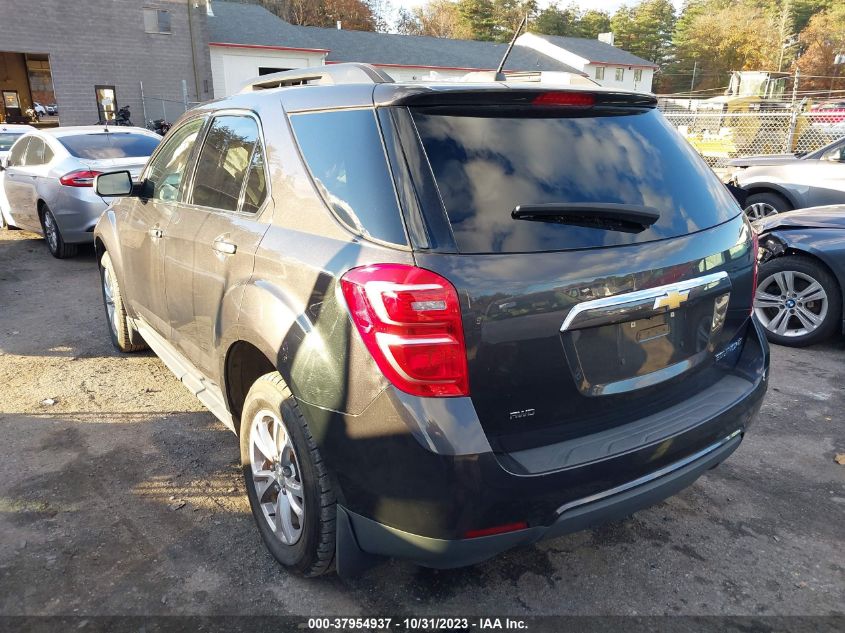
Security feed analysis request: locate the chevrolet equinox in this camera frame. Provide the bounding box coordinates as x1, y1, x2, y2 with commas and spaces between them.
92, 64, 769, 577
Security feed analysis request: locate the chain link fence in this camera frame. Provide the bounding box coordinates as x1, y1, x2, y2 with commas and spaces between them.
139, 79, 201, 130
659, 101, 845, 172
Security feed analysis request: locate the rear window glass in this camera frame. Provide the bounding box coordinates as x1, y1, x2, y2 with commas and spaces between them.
59, 133, 160, 159
0, 133, 24, 152
411, 108, 739, 253
290, 109, 406, 246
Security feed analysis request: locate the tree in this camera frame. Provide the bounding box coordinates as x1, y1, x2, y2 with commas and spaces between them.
795, 4, 845, 92
492, 0, 538, 41
575, 10, 611, 38
610, 0, 676, 65
397, 0, 472, 38
533, 3, 580, 36
458, 0, 498, 41
257, 0, 381, 31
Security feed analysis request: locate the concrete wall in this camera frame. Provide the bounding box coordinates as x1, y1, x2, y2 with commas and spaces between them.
0, 0, 213, 126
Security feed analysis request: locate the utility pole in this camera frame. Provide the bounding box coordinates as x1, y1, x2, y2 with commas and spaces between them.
689, 60, 697, 94
791, 68, 799, 106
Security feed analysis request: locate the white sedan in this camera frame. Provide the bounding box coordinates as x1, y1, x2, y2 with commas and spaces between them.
0, 123, 36, 229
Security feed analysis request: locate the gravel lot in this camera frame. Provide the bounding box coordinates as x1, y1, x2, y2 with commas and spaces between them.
0, 229, 843, 617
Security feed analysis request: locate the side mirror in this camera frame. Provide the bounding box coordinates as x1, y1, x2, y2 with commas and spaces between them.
0, 156, 7, 171
95, 170, 133, 197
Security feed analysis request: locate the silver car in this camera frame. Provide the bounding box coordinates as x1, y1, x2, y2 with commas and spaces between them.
0, 123, 36, 229
731, 136, 845, 220
0, 126, 160, 258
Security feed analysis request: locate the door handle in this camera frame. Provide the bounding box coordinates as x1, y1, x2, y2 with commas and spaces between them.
213, 239, 237, 255
148, 228, 163, 239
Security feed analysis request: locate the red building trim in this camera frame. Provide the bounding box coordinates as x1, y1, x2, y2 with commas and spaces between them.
210, 42, 330, 54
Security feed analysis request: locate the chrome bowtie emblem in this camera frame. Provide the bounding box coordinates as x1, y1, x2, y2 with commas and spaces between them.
653, 289, 690, 310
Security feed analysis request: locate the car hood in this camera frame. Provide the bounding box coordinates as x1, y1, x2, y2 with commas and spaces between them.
753, 206, 845, 232
729, 154, 802, 167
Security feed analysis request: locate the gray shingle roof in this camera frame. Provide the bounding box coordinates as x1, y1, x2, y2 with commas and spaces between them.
209, 1, 586, 75
529, 34, 657, 68
208, 1, 326, 51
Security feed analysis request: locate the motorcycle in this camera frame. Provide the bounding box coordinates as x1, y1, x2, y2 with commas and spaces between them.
114, 105, 132, 126
148, 118, 172, 136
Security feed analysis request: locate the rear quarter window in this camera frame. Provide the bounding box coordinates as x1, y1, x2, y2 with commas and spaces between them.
289, 109, 407, 246
59, 133, 160, 159
411, 107, 740, 253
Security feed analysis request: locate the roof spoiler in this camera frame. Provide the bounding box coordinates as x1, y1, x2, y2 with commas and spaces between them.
239, 62, 394, 93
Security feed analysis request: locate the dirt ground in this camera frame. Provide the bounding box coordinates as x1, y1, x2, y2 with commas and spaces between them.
0, 229, 843, 617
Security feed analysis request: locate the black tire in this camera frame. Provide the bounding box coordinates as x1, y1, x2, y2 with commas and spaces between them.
755, 255, 842, 347
744, 192, 792, 220
99, 251, 148, 353
240, 372, 336, 577
40, 203, 78, 258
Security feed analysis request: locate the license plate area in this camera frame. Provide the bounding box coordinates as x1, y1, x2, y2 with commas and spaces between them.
560, 272, 731, 396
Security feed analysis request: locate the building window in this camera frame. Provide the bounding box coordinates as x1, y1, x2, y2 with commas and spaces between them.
594, 67, 605, 81
144, 8, 172, 34
634, 68, 643, 83
615, 67, 624, 82
258, 67, 291, 76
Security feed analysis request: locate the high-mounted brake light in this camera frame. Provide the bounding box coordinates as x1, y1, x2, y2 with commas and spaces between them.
60, 169, 101, 187
532, 92, 595, 107
340, 264, 469, 398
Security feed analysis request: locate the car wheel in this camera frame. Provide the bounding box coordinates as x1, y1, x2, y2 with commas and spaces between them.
99, 251, 148, 353
754, 256, 842, 347
240, 372, 336, 577
744, 192, 792, 221
40, 204, 78, 258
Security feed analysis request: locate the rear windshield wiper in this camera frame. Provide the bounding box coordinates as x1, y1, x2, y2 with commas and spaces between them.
512, 203, 660, 233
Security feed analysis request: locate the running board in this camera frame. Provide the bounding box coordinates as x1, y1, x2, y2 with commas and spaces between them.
133, 318, 236, 433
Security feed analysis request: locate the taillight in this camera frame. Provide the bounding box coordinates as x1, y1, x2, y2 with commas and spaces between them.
340, 264, 469, 397
750, 230, 759, 315
532, 92, 595, 107
59, 169, 101, 187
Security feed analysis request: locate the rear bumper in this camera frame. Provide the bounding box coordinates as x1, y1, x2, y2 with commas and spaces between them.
51, 188, 108, 244
307, 317, 768, 574
340, 429, 742, 571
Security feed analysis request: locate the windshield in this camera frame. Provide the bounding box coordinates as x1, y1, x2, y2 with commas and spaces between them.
0, 133, 24, 152
411, 107, 740, 253
58, 133, 160, 160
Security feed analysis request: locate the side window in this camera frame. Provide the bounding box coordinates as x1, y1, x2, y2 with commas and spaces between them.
8, 137, 30, 167
23, 138, 46, 166
289, 109, 407, 245
190, 115, 264, 213
822, 143, 845, 162
145, 117, 205, 202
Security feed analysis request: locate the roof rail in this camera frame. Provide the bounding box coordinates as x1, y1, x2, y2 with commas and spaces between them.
239, 63, 394, 93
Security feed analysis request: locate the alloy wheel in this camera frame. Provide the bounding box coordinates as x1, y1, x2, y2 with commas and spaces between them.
43, 211, 59, 252
250, 409, 305, 545
102, 266, 118, 336
744, 202, 779, 221
754, 270, 828, 338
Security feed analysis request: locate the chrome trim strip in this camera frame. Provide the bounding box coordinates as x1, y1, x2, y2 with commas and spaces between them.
560, 271, 729, 332
555, 429, 742, 515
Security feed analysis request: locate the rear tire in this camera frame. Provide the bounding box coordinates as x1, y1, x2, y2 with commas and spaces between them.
40, 203, 78, 258
754, 255, 841, 347
240, 372, 336, 577
99, 251, 148, 353
744, 192, 792, 221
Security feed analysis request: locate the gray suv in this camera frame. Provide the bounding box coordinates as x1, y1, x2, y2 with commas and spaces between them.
94, 64, 768, 577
